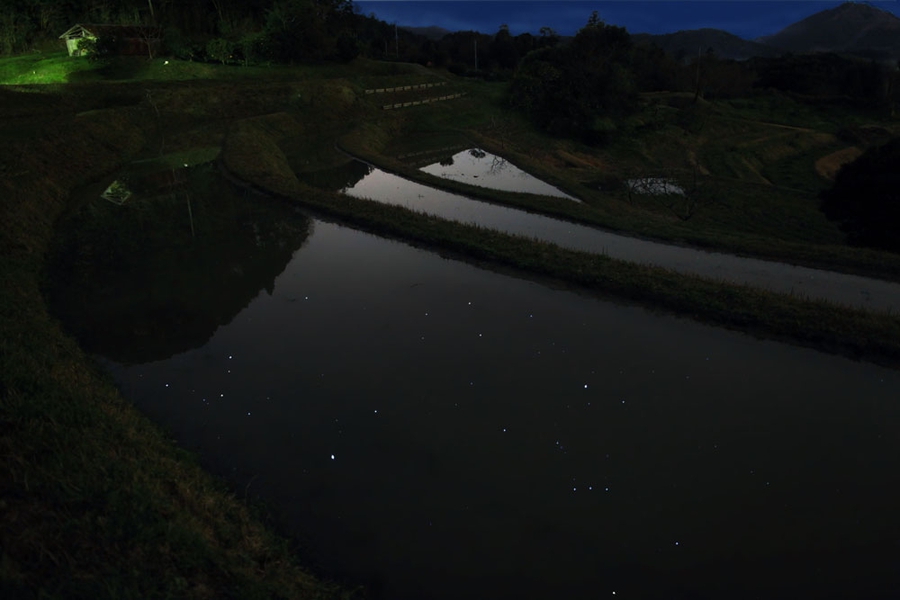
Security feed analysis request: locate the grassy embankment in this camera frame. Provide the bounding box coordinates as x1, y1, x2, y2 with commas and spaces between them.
3, 51, 900, 597
340, 81, 900, 281
0, 63, 356, 598
223, 113, 900, 368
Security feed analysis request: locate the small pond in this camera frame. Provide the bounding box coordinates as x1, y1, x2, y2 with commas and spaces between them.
48, 169, 900, 600
419, 148, 579, 201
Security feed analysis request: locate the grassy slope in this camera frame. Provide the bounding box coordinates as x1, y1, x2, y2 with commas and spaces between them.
0, 65, 353, 599
223, 114, 900, 368
342, 82, 900, 280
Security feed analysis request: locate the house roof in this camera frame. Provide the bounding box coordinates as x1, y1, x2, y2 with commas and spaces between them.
59, 24, 162, 40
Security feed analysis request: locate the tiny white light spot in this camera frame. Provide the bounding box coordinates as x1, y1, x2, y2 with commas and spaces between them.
165, 384, 169, 387
220, 393, 224, 398
675, 541, 680, 546
502, 428, 507, 432
374, 410, 378, 414
229, 355, 232, 359
584, 384, 588, 389
331, 454, 335, 460
247, 412, 250, 416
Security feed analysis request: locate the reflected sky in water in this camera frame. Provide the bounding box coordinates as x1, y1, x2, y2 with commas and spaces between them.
420, 148, 579, 201
344, 166, 900, 312
101, 219, 900, 600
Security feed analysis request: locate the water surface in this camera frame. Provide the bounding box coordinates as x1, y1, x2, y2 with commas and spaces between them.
57, 215, 900, 600
344, 165, 900, 312
420, 148, 579, 201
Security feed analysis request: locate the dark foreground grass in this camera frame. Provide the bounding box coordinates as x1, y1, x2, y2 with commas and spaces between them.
224, 118, 900, 369
0, 100, 351, 599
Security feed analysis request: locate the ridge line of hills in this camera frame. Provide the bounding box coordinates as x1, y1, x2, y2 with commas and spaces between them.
403, 2, 900, 61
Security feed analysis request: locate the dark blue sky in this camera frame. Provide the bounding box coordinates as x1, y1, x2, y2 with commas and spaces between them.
354, 1, 900, 39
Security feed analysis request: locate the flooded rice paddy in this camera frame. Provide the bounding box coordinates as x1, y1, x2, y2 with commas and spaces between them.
342, 164, 900, 313
49, 167, 900, 600
419, 148, 579, 201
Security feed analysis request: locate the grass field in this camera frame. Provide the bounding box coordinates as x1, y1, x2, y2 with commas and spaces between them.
2, 51, 900, 599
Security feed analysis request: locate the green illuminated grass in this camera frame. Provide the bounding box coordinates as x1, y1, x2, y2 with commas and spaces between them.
0, 51, 96, 84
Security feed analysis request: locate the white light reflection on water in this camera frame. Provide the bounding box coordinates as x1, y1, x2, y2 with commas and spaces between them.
420, 148, 579, 201
343, 166, 900, 313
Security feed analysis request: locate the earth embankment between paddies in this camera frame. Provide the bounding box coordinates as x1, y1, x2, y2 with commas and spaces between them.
0, 102, 347, 598
220, 115, 900, 368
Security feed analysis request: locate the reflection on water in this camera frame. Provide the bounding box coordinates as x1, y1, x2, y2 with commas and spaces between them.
421, 148, 579, 201
296, 159, 372, 191
46, 162, 312, 364
58, 201, 900, 599
343, 165, 900, 312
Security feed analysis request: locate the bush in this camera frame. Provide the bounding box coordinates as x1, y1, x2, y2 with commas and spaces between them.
237, 32, 266, 65
447, 62, 466, 76
206, 37, 234, 65
335, 32, 360, 62
77, 35, 116, 61
820, 137, 900, 252
164, 28, 205, 62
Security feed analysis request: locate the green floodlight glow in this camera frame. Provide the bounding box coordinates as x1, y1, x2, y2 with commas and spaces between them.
0, 52, 88, 85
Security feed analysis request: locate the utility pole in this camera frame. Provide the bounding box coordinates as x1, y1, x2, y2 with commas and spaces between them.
395, 23, 399, 58
474, 39, 478, 70
693, 46, 702, 103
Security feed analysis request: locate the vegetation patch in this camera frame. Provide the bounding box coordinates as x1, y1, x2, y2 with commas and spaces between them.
224, 115, 900, 368
0, 86, 352, 599
815, 146, 864, 180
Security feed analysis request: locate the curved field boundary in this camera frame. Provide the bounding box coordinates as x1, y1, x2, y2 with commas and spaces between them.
365, 82, 447, 94
382, 93, 466, 110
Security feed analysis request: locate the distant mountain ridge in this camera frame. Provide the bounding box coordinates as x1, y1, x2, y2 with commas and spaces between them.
631, 28, 782, 61
399, 25, 451, 40
757, 2, 900, 59
400, 2, 900, 61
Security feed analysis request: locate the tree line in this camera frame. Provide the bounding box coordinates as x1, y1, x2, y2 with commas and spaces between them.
504, 13, 899, 143
3, 2, 897, 120
0, 0, 361, 61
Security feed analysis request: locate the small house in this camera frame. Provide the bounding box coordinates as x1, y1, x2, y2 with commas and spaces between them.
59, 24, 163, 57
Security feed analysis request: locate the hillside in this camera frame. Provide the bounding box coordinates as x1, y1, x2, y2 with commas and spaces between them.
400, 25, 452, 40
632, 28, 781, 61
758, 2, 900, 59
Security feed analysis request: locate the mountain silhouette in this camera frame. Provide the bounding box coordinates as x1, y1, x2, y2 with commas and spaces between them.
757, 2, 900, 59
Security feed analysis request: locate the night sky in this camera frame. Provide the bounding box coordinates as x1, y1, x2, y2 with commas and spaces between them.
354, 1, 900, 39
